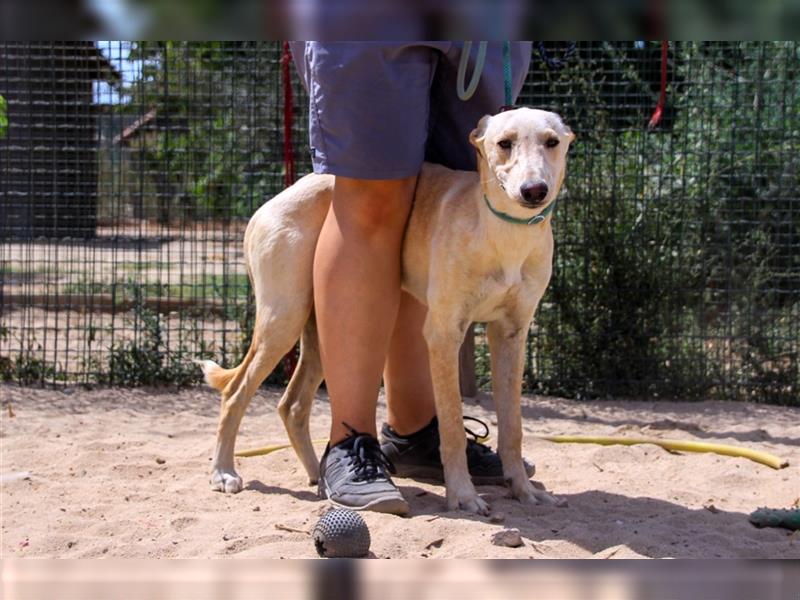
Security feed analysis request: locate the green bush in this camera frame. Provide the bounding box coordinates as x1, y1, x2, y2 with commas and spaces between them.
100, 308, 205, 387
517, 42, 799, 402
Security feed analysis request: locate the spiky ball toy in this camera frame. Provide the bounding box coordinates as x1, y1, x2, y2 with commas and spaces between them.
312, 508, 371, 558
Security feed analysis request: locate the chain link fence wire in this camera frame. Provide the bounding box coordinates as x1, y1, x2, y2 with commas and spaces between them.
1, 41, 797, 404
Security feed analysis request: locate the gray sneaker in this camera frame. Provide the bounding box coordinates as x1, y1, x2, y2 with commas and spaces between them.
318, 426, 410, 516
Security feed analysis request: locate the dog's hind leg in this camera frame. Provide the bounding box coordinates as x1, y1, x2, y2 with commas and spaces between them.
278, 312, 324, 485
210, 309, 305, 493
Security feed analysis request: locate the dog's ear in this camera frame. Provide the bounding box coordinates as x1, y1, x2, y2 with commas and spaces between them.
469, 114, 491, 150
557, 116, 575, 143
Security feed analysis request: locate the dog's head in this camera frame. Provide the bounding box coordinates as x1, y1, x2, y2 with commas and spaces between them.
470, 107, 574, 217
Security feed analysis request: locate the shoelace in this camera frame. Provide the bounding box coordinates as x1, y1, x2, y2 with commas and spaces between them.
463, 415, 489, 448
343, 423, 397, 482
463, 416, 494, 456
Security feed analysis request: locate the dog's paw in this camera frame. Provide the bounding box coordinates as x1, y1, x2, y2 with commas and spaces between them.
515, 482, 567, 507
211, 469, 243, 494
448, 490, 491, 516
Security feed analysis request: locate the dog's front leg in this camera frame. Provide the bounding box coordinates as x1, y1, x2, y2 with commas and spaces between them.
424, 316, 490, 515
487, 318, 564, 507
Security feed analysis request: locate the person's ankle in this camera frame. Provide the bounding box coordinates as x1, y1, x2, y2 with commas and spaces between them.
385, 415, 436, 438
329, 422, 377, 447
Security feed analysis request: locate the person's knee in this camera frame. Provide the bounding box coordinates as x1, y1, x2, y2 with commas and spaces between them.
332, 175, 417, 236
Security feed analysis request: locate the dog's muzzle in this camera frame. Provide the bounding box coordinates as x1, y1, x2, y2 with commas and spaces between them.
519, 180, 549, 208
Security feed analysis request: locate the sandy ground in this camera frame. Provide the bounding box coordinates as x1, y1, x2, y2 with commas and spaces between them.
1, 384, 798, 559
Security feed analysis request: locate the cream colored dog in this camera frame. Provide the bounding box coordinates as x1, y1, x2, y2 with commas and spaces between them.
201, 107, 574, 515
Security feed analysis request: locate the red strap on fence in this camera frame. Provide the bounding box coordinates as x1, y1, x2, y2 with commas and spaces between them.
281, 41, 296, 188
280, 41, 300, 379
648, 41, 668, 130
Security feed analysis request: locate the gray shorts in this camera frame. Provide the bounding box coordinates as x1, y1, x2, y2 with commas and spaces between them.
290, 42, 532, 179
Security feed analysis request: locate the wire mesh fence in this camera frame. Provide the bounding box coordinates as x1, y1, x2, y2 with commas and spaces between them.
1, 41, 797, 404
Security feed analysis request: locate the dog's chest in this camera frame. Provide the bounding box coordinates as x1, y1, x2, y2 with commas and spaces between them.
473, 267, 528, 321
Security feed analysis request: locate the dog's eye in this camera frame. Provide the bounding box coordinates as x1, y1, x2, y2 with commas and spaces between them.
497, 139, 512, 150
545, 137, 560, 148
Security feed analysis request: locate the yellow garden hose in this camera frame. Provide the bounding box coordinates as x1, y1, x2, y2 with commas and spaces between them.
539, 435, 788, 470
236, 434, 788, 470
236, 439, 327, 458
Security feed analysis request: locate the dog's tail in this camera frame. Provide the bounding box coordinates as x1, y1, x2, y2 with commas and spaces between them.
196, 320, 263, 394
196, 359, 239, 392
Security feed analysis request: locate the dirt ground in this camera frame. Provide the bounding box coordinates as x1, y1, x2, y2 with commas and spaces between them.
1, 384, 798, 559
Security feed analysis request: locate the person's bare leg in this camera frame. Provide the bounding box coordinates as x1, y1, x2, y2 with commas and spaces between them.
314, 175, 417, 446
384, 290, 436, 435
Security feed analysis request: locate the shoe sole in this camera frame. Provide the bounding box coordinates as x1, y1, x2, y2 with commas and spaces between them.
319, 481, 410, 516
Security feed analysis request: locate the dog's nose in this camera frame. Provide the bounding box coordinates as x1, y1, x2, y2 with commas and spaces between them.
520, 180, 549, 204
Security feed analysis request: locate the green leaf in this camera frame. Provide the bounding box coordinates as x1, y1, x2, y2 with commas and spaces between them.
0, 94, 7, 138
